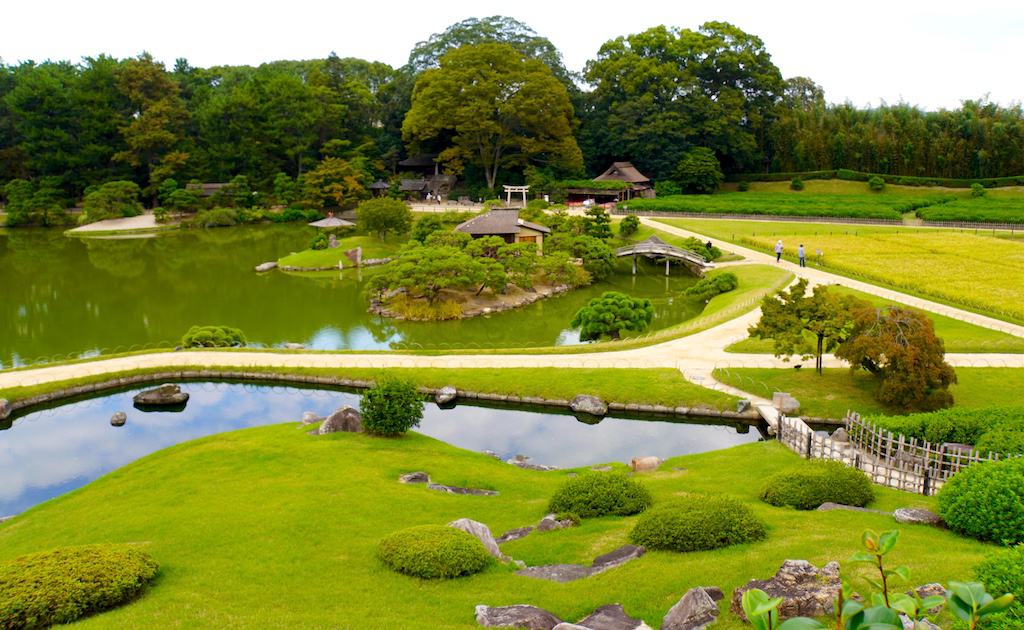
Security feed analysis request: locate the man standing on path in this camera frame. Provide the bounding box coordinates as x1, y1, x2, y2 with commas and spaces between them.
798, 244, 806, 267
775, 240, 783, 263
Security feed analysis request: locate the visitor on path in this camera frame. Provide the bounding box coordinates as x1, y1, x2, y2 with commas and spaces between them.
705, 240, 714, 252
798, 244, 806, 267
816, 248, 824, 266
774, 240, 783, 263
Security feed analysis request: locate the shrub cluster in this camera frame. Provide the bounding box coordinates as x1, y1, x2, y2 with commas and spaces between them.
759, 460, 874, 510
685, 272, 738, 301
0, 544, 158, 629
377, 525, 491, 579
360, 379, 424, 436
938, 458, 1024, 545
180, 325, 247, 348
867, 406, 1024, 457
547, 473, 652, 518
629, 495, 766, 552
975, 545, 1024, 629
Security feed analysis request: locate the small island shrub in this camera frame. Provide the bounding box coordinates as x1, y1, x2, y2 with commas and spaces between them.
618, 214, 640, 238
971, 182, 987, 198
547, 473, 652, 517
939, 458, 1024, 545
0, 544, 158, 629
759, 460, 874, 510
309, 232, 329, 250
360, 379, 424, 436
190, 208, 239, 228
975, 545, 1024, 629
629, 495, 766, 552
180, 325, 246, 348
868, 175, 886, 191
790, 177, 805, 191
377, 525, 491, 579
571, 291, 654, 341
684, 272, 738, 301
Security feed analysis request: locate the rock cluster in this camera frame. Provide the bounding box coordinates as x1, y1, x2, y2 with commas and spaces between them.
475, 603, 651, 630
732, 560, 841, 621
132, 384, 189, 406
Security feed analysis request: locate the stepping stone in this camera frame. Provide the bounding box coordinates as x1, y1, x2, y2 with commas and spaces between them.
428, 483, 498, 496
475, 604, 561, 629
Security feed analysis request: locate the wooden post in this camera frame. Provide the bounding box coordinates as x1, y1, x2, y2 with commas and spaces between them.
632, 254, 637, 275
805, 431, 813, 459
664, 258, 670, 276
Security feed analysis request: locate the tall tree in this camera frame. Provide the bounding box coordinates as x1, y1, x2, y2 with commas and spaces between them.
403, 43, 582, 190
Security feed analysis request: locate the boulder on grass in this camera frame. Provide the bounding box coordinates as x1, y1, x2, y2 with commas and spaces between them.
448, 518, 505, 561
436, 386, 458, 405
630, 456, 662, 472
893, 507, 943, 527
133, 384, 189, 406
661, 587, 721, 630
537, 514, 576, 532
570, 394, 608, 417
475, 604, 561, 629
110, 412, 127, 427
577, 604, 649, 630
398, 471, 430, 484
731, 560, 841, 621
496, 527, 533, 544
319, 406, 362, 434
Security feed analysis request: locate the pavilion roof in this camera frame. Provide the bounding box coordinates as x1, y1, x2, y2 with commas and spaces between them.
595, 162, 651, 184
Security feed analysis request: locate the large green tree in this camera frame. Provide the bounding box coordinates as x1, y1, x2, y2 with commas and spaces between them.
403, 43, 582, 190
571, 291, 654, 341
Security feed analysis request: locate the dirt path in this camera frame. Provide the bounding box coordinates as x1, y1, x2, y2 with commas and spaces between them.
66, 213, 163, 233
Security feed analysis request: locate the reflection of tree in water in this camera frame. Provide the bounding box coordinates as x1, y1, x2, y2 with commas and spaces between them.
2, 229, 70, 275
84, 237, 150, 279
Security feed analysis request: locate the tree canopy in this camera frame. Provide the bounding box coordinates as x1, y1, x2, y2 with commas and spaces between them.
402, 43, 583, 189
571, 291, 655, 341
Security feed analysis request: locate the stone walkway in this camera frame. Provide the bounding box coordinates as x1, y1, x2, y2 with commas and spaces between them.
3, 218, 1023, 395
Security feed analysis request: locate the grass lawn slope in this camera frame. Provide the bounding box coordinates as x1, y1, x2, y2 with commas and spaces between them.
0, 429, 991, 629
277, 234, 404, 268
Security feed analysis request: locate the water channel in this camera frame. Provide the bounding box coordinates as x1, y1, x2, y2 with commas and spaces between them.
0, 225, 705, 367
0, 382, 764, 516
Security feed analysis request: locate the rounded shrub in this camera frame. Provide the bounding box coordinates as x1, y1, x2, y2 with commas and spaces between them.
737, 181, 750, 192
360, 379, 424, 436
789, 177, 805, 191
939, 458, 1024, 545
868, 175, 886, 191
547, 473, 652, 518
180, 324, 246, 348
975, 545, 1024, 629
629, 495, 766, 552
377, 525, 491, 579
0, 544, 158, 629
760, 460, 874, 510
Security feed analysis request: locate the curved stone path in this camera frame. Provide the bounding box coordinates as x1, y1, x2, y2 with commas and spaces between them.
2, 219, 1022, 399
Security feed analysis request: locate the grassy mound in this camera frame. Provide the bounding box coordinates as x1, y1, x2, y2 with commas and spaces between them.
760, 460, 874, 510
0, 544, 158, 629
377, 525, 491, 579
547, 473, 652, 518
629, 495, 766, 552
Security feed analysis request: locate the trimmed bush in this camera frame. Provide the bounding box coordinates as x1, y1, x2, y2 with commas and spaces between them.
760, 460, 874, 510
737, 181, 750, 192
868, 406, 1024, 456
547, 473, 652, 518
360, 379, 424, 436
685, 272, 738, 301
377, 525, 491, 579
975, 545, 1024, 629
789, 177, 805, 191
629, 495, 766, 552
868, 175, 886, 191
180, 325, 246, 348
0, 544, 158, 629
618, 214, 640, 238
939, 458, 1024, 545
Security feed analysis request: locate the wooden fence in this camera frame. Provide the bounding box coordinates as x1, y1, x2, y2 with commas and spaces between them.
775, 411, 1018, 496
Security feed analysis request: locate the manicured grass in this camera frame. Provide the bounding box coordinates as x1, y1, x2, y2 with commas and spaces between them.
277, 233, 404, 267
712, 367, 1024, 418
0, 431, 991, 629
653, 218, 1024, 324
726, 179, 967, 196
726, 285, 1024, 354
0, 366, 738, 412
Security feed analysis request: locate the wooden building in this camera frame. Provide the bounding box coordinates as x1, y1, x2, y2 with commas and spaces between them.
454, 209, 551, 253
566, 162, 655, 204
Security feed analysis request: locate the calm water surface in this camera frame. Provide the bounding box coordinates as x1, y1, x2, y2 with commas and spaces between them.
0, 383, 762, 515
0, 226, 704, 367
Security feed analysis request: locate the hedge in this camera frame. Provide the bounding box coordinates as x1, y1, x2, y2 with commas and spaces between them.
629, 495, 767, 552
730, 169, 1024, 189
0, 544, 159, 629
867, 407, 1024, 457
377, 525, 492, 579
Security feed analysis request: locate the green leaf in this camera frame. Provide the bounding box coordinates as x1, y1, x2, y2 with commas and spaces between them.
877, 530, 899, 556
777, 618, 828, 630
885, 566, 911, 583
889, 596, 917, 617
919, 596, 945, 612
841, 599, 865, 621
977, 593, 1015, 616
849, 551, 876, 563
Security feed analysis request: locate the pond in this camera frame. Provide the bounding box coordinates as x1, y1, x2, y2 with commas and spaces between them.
0, 382, 763, 516
0, 226, 705, 367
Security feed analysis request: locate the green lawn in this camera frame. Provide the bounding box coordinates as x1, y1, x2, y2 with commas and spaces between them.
277, 233, 405, 268
726, 285, 1024, 354
0, 430, 992, 629
0, 366, 737, 413
712, 367, 1024, 418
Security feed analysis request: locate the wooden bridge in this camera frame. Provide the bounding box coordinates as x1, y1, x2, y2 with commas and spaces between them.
614, 235, 715, 276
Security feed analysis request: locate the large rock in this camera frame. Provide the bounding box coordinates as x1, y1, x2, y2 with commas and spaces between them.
830, 427, 850, 442
732, 560, 841, 621
772, 392, 800, 414
110, 411, 127, 427
630, 456, 662, 472
254, 261, 277, 272
319, 406, 362, 434
436, 386, 458, 405
570, 394, 608, 417
300, 411, 324, 425
661, 587, 720, 630
133, 384, 189, 406
448, 518, 505, 561
893, 507, 943, 527
592, 545, 645, 571
578, 604, 648, 630
476, 604, 562, 629
399, 471, 430, 484
0, 399, 10, 421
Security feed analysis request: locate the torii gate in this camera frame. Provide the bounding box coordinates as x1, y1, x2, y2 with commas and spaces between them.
614, 235, 715, 277
503, 185, 529, 208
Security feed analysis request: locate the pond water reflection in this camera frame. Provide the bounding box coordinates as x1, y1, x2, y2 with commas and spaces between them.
0, 382, 762, 516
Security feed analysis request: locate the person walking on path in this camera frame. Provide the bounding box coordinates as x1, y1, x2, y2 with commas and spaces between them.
774, 240, 783, 263
798, 244, 806, 267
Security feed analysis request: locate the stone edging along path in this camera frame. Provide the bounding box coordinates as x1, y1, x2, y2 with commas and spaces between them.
2, 369, 762, 423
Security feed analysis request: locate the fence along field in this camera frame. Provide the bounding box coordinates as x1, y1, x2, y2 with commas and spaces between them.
652, 218, 1024, 323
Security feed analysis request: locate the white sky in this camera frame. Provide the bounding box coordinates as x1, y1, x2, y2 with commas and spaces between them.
3, 0, 1022, 111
